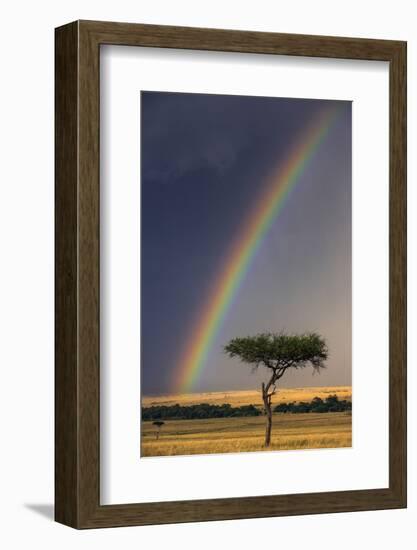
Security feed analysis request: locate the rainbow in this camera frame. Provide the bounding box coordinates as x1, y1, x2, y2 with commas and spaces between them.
174, 105, 340, 393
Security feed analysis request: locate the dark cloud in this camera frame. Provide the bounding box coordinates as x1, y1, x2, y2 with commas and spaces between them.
141, 91, 351, 395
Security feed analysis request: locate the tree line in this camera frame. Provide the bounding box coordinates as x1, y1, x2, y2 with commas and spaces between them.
142, 395, 351, 421
274, 395, 351, 414
142, 403, 262, 420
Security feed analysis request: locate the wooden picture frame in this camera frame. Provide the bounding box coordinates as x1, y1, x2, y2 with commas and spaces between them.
55, 20, 407, 529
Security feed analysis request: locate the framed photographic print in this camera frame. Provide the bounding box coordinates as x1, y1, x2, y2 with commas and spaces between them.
55, 20, 406, 528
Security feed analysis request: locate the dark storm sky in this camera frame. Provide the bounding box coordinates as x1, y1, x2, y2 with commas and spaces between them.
141, 91, 351, 396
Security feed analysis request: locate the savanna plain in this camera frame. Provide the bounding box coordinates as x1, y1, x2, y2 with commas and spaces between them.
141, 386, 352, 457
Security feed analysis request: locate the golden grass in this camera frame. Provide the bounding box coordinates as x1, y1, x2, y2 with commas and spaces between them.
141, 412, 352, 457
142, 385, 352, 408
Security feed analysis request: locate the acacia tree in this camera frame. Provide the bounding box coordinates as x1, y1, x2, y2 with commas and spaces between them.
152, 420, 165, 440
224, 332, 328, 447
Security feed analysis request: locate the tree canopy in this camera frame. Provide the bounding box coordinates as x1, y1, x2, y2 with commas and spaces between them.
224, 332, 328, 373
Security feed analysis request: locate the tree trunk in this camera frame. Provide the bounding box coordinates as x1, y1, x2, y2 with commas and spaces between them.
262, 383, 272, 447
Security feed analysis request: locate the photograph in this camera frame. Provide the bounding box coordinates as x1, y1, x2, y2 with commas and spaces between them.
140, 91, 352, 458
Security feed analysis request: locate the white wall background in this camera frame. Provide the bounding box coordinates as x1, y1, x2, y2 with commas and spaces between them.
0, 1, 414, 548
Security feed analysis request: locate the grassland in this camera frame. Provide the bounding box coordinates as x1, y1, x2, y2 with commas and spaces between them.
141, 386, 352, 457
142, 386, 352, 408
